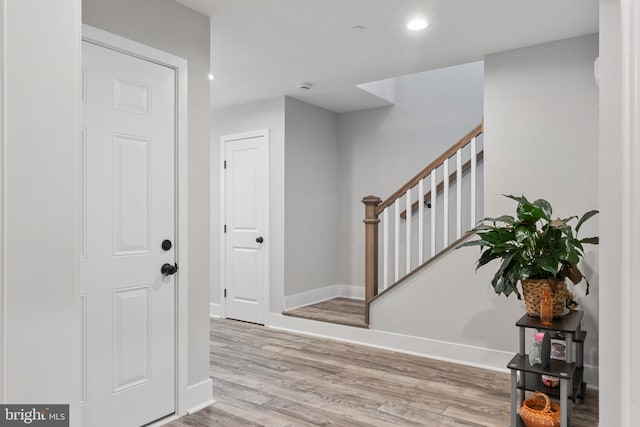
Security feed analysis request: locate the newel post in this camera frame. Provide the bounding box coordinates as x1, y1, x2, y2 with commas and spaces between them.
362, 195, 381, 324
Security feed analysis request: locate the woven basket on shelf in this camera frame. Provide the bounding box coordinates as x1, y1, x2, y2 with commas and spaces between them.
521, 278, 568, 317
519, 392, 560, 427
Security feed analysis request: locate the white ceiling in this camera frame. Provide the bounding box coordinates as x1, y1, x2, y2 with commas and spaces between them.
175, 0, 599, 113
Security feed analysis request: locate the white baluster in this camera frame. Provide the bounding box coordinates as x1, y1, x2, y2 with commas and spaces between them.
383, 208, 389, 289
456, 148, 462, 239
443, 158, 449, 247
394, 200, 400, 282
470, 137, 477, 229
406, 189, 411, 274
418, 179, 424, 263
430, 172, 436, 256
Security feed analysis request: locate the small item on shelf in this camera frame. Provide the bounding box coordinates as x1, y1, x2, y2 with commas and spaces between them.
529, 332, 544, 366
540, 287, 554, 326
542, 343, 567, 388
519, 392, 560, 427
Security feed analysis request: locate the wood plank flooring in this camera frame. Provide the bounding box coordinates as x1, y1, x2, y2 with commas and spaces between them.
166, 318, 598, 426
282, 297, 367, 328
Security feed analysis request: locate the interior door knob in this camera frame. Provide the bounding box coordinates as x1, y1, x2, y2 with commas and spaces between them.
161, 263, 178, 276
256, 236, 264, 244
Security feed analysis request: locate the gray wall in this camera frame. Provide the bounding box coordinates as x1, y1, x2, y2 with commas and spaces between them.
210, 97, 286, 313
484, 34, 600, 372
83, 0, 211, 386
284, 97, 340, 295
372, 34, 600, 384
337, 62, 484, 287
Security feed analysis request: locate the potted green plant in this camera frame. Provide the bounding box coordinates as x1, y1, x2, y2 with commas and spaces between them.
458, 195, 598, 316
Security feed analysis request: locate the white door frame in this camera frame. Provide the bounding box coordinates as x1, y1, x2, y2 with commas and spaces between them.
81, 25, 190, 419
218, 129, 270, 321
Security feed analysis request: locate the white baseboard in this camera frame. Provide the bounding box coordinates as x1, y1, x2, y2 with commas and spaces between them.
184, 378, 214, 414
265, 313, 599, 386
209, 303, 222, 318
284, 284, 364, 310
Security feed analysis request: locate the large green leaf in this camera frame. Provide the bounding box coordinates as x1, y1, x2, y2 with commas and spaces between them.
517, 200, 544, 224
552, 238, 577, 260
496, 252, 516, 277
476, 250, 502, 269
576, 210, 599, 233
532, 199, 552, 220
515, 224, 534, 243
538, 255, 560, 275
580, 236, 599, 245
479, 228, 515, 245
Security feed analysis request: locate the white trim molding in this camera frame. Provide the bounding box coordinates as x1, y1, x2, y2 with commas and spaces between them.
184, 378, 214, 414
209, 303, 222, 318
620, 0, 640, 424
81, 25, 204, 421
284, 285, 364, 311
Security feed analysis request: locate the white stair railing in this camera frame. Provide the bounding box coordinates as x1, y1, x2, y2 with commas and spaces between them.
362, 123, 484, 323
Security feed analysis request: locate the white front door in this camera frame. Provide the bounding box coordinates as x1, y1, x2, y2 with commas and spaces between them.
81, 40, 176, 427
223, 131, 269, 324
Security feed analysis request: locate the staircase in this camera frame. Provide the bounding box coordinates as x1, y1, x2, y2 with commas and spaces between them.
362, 123, 484, 324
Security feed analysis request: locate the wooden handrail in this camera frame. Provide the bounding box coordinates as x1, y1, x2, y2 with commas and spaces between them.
374, 122, 483, 216
399, 150, 484, 219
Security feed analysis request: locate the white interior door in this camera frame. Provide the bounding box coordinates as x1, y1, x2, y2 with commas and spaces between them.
81, 40, 176, 427
223, 131, 269, 324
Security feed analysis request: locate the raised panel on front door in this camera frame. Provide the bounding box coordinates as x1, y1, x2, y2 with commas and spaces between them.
231, 147, 258, 229
80, 127, 87, 260
113, 133, 150, 255
231, 247, 259, 303
113, 76, 151, 116
113, 286, 150, 393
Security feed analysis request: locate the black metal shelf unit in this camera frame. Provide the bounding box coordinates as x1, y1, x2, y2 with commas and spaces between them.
506, 310, 587, 427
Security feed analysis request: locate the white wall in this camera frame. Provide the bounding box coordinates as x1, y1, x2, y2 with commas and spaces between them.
1, 0, 81, 421
284, 97, 340, 296
337, 62, 484, 287
210, 97, 286, 313
82, 0, 211, 388
371, 34, 600, 384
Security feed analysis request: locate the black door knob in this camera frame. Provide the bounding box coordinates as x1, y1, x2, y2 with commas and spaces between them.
256, 236, 264, 244
161, 263, 178, 276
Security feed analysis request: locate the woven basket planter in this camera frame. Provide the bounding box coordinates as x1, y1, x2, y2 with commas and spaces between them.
521, 278, 568, 317
520, 392, 560, 427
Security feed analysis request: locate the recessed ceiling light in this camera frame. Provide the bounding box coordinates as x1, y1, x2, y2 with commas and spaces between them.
208, 73, 216, 81
407, 19, 428, 31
